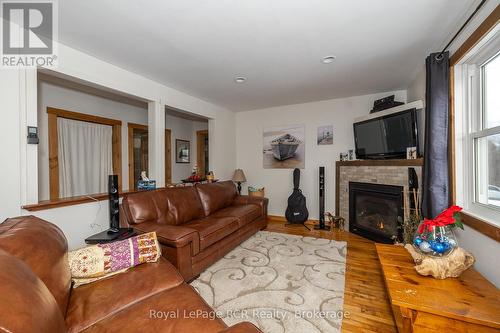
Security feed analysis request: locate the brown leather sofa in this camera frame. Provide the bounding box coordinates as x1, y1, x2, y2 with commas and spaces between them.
122, 181, 268, 281
0, 215, 262, 333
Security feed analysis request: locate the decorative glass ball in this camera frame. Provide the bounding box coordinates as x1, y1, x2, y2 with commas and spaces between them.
418, 240, 432, 253
431, 241, 445, 254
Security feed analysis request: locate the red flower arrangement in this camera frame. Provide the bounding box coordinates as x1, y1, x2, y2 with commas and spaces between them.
418, 205, 464, 233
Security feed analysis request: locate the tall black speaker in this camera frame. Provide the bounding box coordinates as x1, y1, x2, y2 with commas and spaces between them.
109, 175, 120, 232
314, 166, 330, 230
85, 175, 136, 244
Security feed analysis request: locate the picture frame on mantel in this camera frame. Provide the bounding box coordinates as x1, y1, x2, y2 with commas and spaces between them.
176, 139, 190, 163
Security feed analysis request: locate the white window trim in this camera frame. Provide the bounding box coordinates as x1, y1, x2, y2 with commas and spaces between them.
454, 25, 500, 227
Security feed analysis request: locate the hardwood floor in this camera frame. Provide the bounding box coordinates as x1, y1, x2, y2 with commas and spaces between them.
265, 220, 398, 333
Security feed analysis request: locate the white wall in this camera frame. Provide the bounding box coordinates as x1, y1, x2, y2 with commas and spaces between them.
38, 82, 211, 196
407, 67, 426, 102
0, 69, 23, 220
37, 81, 149, 199
0, 41, 236, 250
404, 2, 499, 287
166, 114, 208, 182
407, 68, 426, 153
235, 90, 407, 219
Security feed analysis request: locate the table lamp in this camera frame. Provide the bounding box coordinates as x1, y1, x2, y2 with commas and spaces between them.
232, 169, 246, 195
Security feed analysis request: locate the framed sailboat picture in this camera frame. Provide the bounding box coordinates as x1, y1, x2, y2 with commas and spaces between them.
263, 124, 305, 169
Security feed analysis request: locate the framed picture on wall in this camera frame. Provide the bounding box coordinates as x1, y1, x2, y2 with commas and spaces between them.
176, 139, 190, 163
263, 124, 305, 169
317, 125, 333, 145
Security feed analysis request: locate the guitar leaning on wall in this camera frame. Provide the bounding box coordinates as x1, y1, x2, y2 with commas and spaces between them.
285, 168, 310, 230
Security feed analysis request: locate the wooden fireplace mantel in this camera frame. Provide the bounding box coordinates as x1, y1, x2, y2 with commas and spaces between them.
336, 158, 424, 167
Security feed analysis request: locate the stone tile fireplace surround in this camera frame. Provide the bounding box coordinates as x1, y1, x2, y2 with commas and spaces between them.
335, 159, 423, 238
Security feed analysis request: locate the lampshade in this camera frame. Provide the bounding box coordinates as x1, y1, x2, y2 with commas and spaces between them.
232, 169, 247, 182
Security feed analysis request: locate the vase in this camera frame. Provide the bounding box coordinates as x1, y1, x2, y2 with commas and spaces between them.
413, 223, 458, 257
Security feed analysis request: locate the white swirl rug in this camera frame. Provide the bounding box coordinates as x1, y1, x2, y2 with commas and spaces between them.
190, 231, 347, 333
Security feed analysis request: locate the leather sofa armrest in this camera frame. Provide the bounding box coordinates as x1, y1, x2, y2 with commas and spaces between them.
133, 221, 200, 255
233, 195, 269, 216
217, 322, 263, 333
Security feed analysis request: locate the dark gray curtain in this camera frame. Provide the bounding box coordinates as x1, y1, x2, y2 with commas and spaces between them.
422, 51, 450, 219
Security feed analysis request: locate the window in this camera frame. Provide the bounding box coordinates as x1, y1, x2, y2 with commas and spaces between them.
58, 117, 113, 197
47, 107, 122, 200
454, 27, 500, 226
482, 55, 500, 129
475, 54, 500, 208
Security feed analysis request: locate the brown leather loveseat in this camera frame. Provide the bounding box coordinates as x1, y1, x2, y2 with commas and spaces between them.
122, 181, 268, 281
0, 215, 262, 333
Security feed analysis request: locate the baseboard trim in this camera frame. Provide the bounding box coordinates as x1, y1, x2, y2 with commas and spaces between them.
268, 215, 319, 225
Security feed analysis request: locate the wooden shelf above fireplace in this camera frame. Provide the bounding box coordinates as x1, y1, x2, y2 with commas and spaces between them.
336, 158, 423, 167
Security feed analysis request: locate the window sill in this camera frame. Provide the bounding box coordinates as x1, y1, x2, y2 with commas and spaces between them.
21, 188, 165, 212
460, 211, 500, 242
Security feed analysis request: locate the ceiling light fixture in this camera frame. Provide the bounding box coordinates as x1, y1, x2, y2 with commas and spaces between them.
234, 76, 247, 83
322, 56, 336, 64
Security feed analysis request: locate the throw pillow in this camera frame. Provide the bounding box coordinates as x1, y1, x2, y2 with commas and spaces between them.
68, 232, 161, 287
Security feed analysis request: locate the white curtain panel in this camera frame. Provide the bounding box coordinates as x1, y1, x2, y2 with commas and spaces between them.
58, 118, 113, 198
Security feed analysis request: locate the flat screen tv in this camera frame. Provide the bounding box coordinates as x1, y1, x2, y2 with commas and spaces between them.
353, 108, 419, 160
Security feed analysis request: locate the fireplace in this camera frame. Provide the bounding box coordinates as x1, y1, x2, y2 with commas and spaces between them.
349, 182, 403, 243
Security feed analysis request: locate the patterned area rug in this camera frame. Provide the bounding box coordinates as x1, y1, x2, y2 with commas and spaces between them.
190, 231, 347, 333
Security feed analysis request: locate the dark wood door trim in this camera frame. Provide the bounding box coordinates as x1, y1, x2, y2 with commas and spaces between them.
127, 123, 148, 190
196, 130, 209, 176
165, 129, 172, 184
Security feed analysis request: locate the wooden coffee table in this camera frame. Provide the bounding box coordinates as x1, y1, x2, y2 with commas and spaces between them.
376, 243, 500, 333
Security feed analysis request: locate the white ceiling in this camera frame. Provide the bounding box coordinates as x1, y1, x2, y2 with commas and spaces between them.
59, 0, 476, 111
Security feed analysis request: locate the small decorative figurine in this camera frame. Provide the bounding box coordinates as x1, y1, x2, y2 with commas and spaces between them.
325, 212, 345, 231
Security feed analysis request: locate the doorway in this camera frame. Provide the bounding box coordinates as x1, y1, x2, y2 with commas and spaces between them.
128, 123, 172, 190
128, 123, 148, 190
197, 130, 209, 176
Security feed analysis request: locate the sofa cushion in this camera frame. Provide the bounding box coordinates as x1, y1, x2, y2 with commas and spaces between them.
66, 257, 184, 333
196, 181, 238, 216
212, 204, 262, 227
232, 195, 269, 217
164, 187, 206, 225
82, 284, 226, 333
123, 187, 205, 226
0, 216, 72, 315
184, 216, 239, 250
0, 249, 67, 333
122, 189, 169, 224
133, 221, 201, 255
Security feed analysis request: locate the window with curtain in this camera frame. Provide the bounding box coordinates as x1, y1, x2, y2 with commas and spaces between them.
58, 117, 113, 198
454, 28, 500, 226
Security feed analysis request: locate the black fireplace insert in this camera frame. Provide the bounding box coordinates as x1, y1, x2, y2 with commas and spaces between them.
349, 182, 403, 243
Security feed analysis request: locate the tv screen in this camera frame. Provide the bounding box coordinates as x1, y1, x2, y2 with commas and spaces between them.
354, 109, 418, 159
